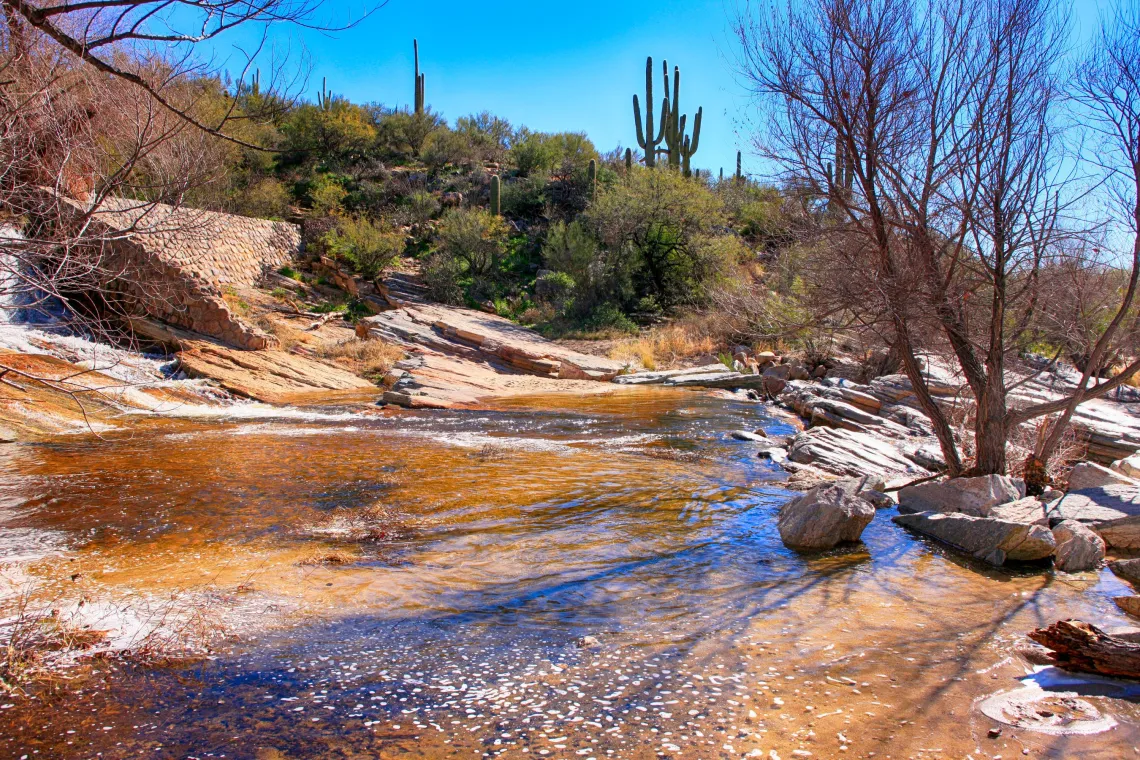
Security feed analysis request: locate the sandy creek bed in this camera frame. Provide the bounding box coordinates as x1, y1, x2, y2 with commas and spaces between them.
0, 388, 1137, 758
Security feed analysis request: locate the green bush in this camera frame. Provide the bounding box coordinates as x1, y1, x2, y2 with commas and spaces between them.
238, 178, 292, 219
322, 216, 404, 279
374, 108, 444, 157
422, 250, 465, 305
583, 303, 638, 335
535, 270, 576, 310
307, 174, 348, 216
422, 128, 475, 172
542, 220, 597, 285
407, 191, 440, 224
501, 175, 548, 218
436, 207, 509, 277
455, 112, 513, 163
509, 130, 558, 177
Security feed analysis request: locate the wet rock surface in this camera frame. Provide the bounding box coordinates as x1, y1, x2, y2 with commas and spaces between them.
776, 478, 876, 549
892, 511, 1056, 566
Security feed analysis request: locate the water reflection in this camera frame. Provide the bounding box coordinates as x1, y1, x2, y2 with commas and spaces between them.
0, 388, 1136, 758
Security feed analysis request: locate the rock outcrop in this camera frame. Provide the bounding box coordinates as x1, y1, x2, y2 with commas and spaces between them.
787, 426, 932, 479
1051, 520, 1105, 572
892, 511, 1056, 566
897, 475, 1025, 517
1068, 462, 1138, 491
1050, 486, 1140, 549
355, 301, 625, 408
777, 479, 876, 550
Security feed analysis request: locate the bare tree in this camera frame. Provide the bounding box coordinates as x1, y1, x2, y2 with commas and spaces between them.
736, 0, 1140, 485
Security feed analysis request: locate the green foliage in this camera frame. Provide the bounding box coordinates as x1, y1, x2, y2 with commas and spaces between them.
436, 207, 510, 276
456, 112, 513, 163
510, 130, 559, 177
501, 175, 548, 218
322, 216, 405, 279
582, 303, 638, 335
282, 100, 376, 167
236, 178, 292, 219
422, 251, 465, 304
375, 108, 444, 158
422, 128, 475, 171
542, 220, 598, 285
406, 191, 441, 225
307, 174, 349, 215
585, 166, 728, 309
535, 270, 576, 310
277, 266, 302, 281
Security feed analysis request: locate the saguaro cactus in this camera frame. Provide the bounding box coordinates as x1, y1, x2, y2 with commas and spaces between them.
654, 61, 703, 173
316, 77, 332, 111
490, 174, 501, 216
680, 108, 702, 178
624, 148, 633, 173
736, 151, 743, 182
414, 40, 426, 115
587, 159, 597, 200
633, 57, 667, 168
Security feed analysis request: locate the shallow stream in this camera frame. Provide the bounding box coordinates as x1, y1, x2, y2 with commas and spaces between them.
0, 388, 1137, 758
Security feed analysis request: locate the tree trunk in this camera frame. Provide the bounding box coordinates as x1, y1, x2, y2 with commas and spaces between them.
1027, 620, 1140, 679
971, 373, 1008, 476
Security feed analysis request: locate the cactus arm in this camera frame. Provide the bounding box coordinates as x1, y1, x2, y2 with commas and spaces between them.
689, 107, 701, 155
634, 95, 646, 148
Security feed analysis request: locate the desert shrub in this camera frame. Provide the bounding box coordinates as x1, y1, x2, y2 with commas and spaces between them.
422, 250, 465, 304
542, 220, 598, 285
422, 128, 475, 172
509, 130, 559, 177
323, 216, 404, 279
547, 132, 599, 173
307, 174, 349, 216
282, 100, 377, 168
405, 190, 440, 225
237, 177, 292, 219
455, 111, 513, 163
535, 271, 576, 310
585, 166, 727, 310
581, 303, 638, 335
501, 175, 549, 218
374, 108, 444, 157
436, 207, 509, 276
319, 338, 404, 379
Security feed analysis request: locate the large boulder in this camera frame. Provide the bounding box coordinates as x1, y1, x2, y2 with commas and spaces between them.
1110, 558, 1140, 587
1068, 462, 1138, 491
777, 479, 876, 550
1049, 486, 1140, 549
1050, 520, 1105, 572
897, 475, 1025, 517
1113, 454, 1140, 480
892, 512, 1056, 566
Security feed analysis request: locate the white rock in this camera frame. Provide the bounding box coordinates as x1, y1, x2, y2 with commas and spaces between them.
893, 511, 1056, 566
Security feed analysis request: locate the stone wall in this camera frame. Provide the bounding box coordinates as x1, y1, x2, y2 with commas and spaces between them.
70, 196, 301, 349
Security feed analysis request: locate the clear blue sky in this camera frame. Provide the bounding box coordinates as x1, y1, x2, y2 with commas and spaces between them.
207, 0, 1112, 181
211, 0, 754, 177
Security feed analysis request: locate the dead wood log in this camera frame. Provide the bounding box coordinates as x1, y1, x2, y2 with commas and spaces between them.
1027, 619, 1140, 679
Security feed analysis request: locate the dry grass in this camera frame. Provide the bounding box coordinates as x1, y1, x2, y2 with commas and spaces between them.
257, 316, 315, 352
318, 338, 404, 380
609, 322, 718, 371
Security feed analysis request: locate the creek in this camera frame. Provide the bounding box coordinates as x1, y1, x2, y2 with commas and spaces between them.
0, 388, 1136, 758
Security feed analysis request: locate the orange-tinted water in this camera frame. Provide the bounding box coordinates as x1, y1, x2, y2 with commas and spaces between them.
0, 388, 1137, 758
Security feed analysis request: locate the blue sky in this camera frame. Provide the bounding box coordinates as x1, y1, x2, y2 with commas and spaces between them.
207, 0, 1111, 181
211, 0, 754, 177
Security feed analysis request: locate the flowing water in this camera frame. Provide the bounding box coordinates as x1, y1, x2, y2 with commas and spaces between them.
0, 388, 1137, 759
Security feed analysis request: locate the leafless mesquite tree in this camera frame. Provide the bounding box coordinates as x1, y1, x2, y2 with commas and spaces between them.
736, 0, 1140, 485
